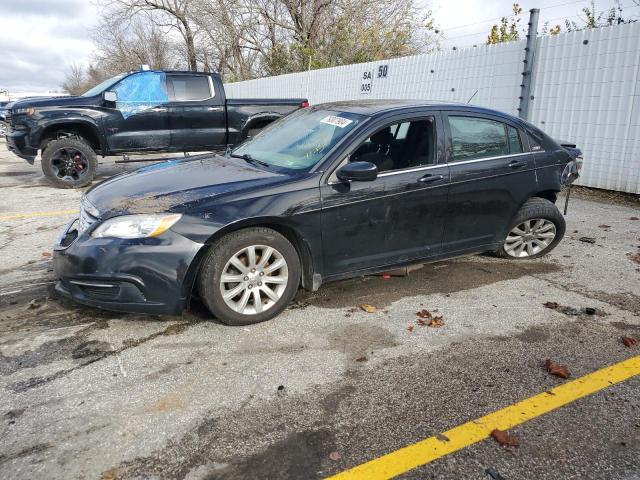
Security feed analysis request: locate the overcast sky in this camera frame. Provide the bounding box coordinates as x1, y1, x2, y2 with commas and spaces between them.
0, 0, 637, 94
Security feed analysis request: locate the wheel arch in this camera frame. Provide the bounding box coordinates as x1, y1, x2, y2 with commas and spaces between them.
182, 217, 317, 308
39, 121, 104, 152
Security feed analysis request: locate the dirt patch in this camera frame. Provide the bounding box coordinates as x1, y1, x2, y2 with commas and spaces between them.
516, 326, 551, 343
328, 323, 397, 360
4, 320, 199, 393
299, 258, 561, 310
580, 291, 640, 316
0, 443, 52, 465
568, 186, 640, 208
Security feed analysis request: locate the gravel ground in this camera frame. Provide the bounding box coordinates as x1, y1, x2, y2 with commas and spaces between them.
1, 145, 639, 480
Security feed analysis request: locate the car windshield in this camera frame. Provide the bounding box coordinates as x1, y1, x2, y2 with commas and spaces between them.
81, 73, 128, 97
232, 108, 365, 170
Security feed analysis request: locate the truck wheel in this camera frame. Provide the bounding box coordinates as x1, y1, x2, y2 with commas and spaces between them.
496, 197, 565, 259
197, 227, 301, 325
41, 137, 97, 189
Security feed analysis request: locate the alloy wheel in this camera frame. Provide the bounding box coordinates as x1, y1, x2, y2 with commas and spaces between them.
504, 218, 556, 258
50, 147, 90, 183
219, 245, 289, 315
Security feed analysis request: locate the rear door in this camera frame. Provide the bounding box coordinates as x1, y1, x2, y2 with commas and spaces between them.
105, 71, 170, 151
442, 112, 536, 254
167, 74, 226, 150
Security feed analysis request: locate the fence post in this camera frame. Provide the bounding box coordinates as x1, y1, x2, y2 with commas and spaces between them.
518, 8, 540, 120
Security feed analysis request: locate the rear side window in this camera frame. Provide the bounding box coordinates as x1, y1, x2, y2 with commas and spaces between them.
169, 75, 212, 101
449, 116, 510, 161
507, 125, 523, 154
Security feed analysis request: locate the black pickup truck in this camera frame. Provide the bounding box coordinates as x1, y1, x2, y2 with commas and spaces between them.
5, 70, 307, 188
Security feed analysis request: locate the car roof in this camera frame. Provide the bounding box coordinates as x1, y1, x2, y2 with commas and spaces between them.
315, 99, 517, 120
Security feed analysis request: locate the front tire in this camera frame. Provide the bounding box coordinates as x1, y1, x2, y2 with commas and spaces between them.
197, 227, 301, 325
41, 137, 97, 189
496, 197, 565, 259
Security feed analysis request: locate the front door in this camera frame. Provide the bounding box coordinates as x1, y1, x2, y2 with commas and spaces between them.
442, 113, 537, 253
104, 71, 170, 151
167, 74, 227, 150
321, 114, 449, 277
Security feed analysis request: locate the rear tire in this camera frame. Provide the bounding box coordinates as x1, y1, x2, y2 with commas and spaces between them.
496, 197, 565, 259
41, 137, 97, 189
197, 227, 301, 325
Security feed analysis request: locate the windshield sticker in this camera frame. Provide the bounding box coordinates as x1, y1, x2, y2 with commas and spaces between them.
320, 115, 353, 128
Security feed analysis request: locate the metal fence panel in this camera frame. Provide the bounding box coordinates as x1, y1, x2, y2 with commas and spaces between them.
225, 22, 640, 193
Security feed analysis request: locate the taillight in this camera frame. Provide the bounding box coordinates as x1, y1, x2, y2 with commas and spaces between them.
301, 101, 309, 108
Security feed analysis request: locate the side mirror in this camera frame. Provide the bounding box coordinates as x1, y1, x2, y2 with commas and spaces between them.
103, 91, 117, 103
336, 161, 378, 182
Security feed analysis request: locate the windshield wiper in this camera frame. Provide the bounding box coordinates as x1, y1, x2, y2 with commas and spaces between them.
230, 153, 270, 168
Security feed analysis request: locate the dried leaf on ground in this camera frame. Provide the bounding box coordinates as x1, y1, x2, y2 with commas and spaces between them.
491, 429, 519, 447
355, 356, 368, 362
628, 216, 639, 221
543, 301, 560, 309
360, 304, 377, 313
628, 253, 640, 265
622, 336, 638, 347
41, 251, 52, 257
545, 359, 571, 379
416, 309, 433, 319
598, 224, 611, 229
578, 237, 596, 244
428, 316, 445, 328
407, 325, 414, 332
329, 451, 342, 461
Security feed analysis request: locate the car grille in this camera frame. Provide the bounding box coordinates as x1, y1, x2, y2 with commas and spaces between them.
78, 197, 100, 234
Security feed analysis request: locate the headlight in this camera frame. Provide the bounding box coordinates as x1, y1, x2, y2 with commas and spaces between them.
12, 107, 36, 116
91, 214, 182, 239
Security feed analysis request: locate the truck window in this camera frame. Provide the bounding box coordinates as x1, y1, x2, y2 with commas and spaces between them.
169, 75, 212, 101
112, 71, 168, 119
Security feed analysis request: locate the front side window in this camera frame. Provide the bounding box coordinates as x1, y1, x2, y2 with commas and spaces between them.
449, 116, 511, 161
349, 117, 436, 173
233, 108, 365, 170
112, 72, 168, 119
169, 75, 212, 101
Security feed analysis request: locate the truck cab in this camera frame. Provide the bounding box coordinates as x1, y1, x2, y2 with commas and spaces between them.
5, 69, 306, 188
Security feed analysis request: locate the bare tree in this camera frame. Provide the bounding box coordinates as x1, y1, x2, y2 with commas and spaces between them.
62, 63, 89, 95
103, 0, 199, 70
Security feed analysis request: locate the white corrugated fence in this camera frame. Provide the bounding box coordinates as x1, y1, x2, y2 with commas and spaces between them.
225, 22, 640, 194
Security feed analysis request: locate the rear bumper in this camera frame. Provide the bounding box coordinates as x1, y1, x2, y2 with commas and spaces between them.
53, 219, 204, 316
6, 130, 37, 164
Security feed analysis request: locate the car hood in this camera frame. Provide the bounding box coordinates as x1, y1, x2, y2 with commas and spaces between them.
10, 95, 98, 109
86, 154, 291, 218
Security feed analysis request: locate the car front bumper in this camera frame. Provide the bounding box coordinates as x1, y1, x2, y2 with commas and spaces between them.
6, 130, 37, 163
53, 219, 204, 315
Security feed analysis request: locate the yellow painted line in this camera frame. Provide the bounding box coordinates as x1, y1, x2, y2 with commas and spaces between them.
328, 355, 640, 480
0, 209, 78, 221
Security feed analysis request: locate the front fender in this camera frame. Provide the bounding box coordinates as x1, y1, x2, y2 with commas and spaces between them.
30, 114, 106, 151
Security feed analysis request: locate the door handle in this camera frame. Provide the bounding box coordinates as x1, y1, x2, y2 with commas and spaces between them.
151, 107, 167, 112
418, 174, 444, 183
508, 160, 527, 169
207, 107, 223, 111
